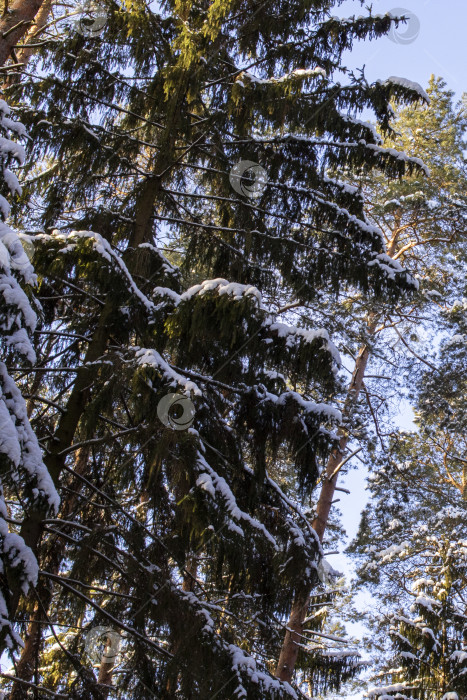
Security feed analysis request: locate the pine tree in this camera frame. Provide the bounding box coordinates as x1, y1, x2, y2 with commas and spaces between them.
350, 266, 467, 700
279, 75, 467, 684
365, 535, 467, 700
310, 74, 467, 547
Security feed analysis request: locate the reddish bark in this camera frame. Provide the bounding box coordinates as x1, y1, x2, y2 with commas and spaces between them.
275, 319, 376, 683
312, 337, 373, 542
11, 0, 52, 69
96, 636, 118, 700
0, 0, 45, 68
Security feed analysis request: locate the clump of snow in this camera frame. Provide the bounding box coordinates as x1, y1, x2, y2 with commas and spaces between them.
181, 278, 264, 307
48, 230, 163, 311
134, 347, 202, 396
265, 319, 341, 367
385, 76, 430, 104
238, 67, 326, 86
366, 682, 414, 698
377, 541, 410, 563
0, 365, 60, 512
195, 452, 277, 547
179, 278, 341, 370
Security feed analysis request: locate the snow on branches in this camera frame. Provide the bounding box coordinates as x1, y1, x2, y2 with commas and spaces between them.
0, 97, 58, 651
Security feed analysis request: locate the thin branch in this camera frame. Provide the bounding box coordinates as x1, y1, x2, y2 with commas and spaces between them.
0, 674, 67, 698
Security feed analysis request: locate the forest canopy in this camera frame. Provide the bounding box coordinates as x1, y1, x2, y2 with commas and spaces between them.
0, 1, 465, 698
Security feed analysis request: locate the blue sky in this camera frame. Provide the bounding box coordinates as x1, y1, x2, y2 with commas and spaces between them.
336, 0, 466, 102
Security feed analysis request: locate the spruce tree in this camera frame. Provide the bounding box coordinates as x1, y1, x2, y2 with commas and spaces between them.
0, 2, 434, 697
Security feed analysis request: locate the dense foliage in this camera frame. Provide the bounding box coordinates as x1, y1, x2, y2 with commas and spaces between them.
0, 1, 465, 699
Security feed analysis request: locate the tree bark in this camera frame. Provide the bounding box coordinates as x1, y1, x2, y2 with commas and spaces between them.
312, 332, 374, 542
2, 0, 52, 84
274, 217, 458, 682
275, 318, 376, 683
10, 188, 155, 621
96, 635, 118, 700
14, 0, 51, 64
0, 0, 45, 68
274, 590, 310, 684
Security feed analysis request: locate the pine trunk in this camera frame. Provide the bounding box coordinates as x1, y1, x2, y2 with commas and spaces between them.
0, 0, 45, 67
275, 318, 376, 682
96, 642, 115, 700
4, 0, 52, 84
274, 590, 310, 684
312, 332, 374, 541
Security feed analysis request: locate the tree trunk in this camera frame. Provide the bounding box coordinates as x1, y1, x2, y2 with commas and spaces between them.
10, 309, 112, 615
3, 0, 52, 84
96, 635, 118, 700
274, 590, 310, 684
275, 318, 377, 683
15, 0, 51, 64
0, 0, 45, 67
164, 556, 198, 695
312, 331, 374, 542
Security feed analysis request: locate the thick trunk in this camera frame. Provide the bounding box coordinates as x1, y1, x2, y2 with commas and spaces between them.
11, 212, 151, 619
274, 591, 309, 684
275, 318, 377, 683
3, 0, 52, 85
10, 312, 112, 614
164, 557, 198, 694
14, 0, 51, 65
182, 557, 198, 593
0, 0, 44, 67
96, 641, 116, 700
